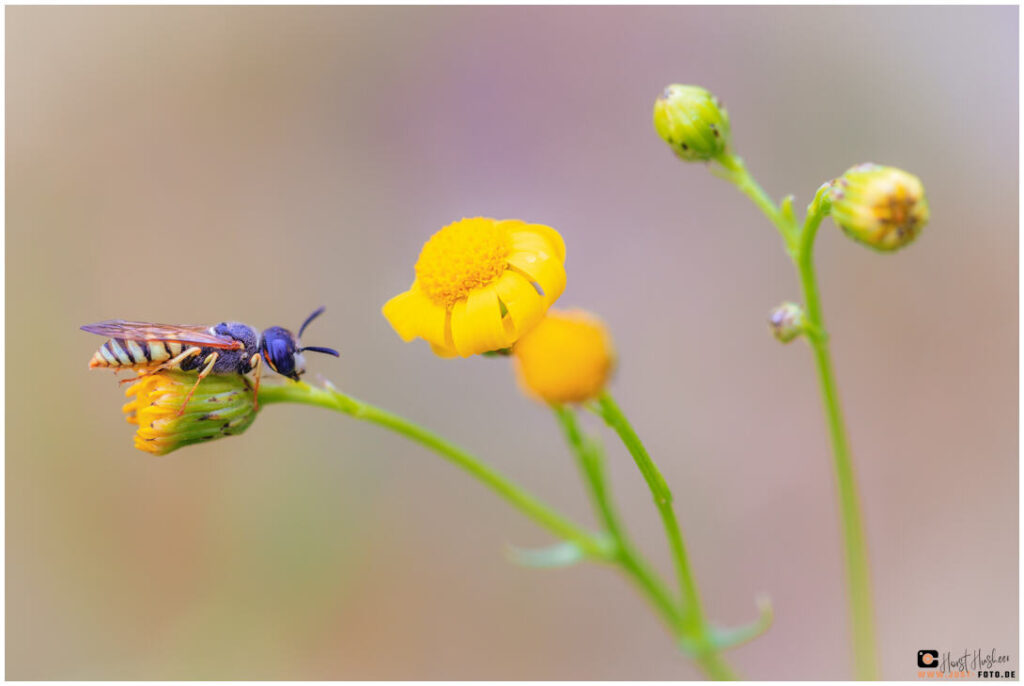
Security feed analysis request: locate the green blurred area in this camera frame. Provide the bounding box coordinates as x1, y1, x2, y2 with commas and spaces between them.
6, 6, 1018, 679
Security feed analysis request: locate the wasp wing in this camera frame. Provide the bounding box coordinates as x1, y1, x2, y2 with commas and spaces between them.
80, 320, 244, 350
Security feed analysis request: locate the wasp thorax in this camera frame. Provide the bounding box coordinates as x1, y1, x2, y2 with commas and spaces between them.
653, 84, 731, 162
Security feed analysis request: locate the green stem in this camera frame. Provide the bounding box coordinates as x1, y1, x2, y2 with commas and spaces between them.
261, 383, 738, 677
259, 382, 605, 558
714, 152, 797, 249
592, 393, 734, 679
796, 212, 879, 681
553, 407, 680, 631
594, 394, 699, 625
718, 168, 880, 679
554, 405, 737, 681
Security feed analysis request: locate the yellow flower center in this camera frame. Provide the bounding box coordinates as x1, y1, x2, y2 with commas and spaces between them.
873, 182, 918, 233
415, 218, 511, 308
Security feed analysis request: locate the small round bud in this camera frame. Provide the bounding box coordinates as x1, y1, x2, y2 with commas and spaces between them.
827, 163, 929, 252
653, 85, 730, 161
769, 302, 806, 343
512, 309, 616, 404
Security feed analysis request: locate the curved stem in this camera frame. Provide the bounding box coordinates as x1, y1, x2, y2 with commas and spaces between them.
554, 405, 737, 681
553, 406, 681, 631
261, 382, 738, 677
594, 394, 701, 625
591, 393, 736, 680
717, 170, 880, 679
714, 152, 797, 250
259, 382, 605, 558
796, 216, 879, 681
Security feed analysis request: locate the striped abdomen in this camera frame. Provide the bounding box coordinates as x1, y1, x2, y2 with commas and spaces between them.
88, 338, 187, 370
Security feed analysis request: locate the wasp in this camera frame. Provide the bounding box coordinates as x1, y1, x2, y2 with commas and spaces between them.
82, 307, 339, 412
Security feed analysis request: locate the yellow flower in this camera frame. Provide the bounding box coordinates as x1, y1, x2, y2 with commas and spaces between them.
383, 217, 567, 357
827, 163, 929, 252
122, 371, 257, 456
513, 309, 616, 404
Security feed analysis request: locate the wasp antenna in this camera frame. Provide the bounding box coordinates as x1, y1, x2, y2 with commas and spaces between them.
298, 306, 327, 338
300, 345, 340, 357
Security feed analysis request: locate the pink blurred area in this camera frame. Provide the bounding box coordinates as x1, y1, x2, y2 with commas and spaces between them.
6, 6, 1017, 679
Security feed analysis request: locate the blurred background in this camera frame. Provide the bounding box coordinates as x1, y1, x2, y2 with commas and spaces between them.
6, 6, 1017, 680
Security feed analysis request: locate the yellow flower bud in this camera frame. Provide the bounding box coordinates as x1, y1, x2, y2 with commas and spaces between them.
512, 309, 616, 405
827, 163, 929, 252
122, 371, 257, 456
769, 302, 806, 343
653, 84, 730, 161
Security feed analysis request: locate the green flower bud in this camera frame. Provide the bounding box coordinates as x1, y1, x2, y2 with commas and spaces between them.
653, 85, 730, 161
122, 371, 257, 456
769, 302, 806, 343
827, 163, 929, 252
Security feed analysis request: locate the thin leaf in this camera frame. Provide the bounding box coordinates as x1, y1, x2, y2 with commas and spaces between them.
780, 194, 796, 225
710, 594, 774, 650
506, 540, 587, 569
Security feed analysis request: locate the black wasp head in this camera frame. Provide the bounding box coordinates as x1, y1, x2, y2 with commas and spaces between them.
260, 306, 340, 381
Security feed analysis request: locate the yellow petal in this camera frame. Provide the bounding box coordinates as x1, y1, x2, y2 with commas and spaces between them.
496, 218, 527, 238
429, 342, 458, 358
508, 229, 552, 258
382, 283, 448, 347
450, 285, 510, 356
494, 270, 546, 339
507, 250, 566, 307
520, 224, 569, 262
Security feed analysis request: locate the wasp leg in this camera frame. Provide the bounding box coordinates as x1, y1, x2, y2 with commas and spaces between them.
176, 352, 219, 416
152, 346, 203, 373
248, 353, 263, 412
118, 347, 203, 385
